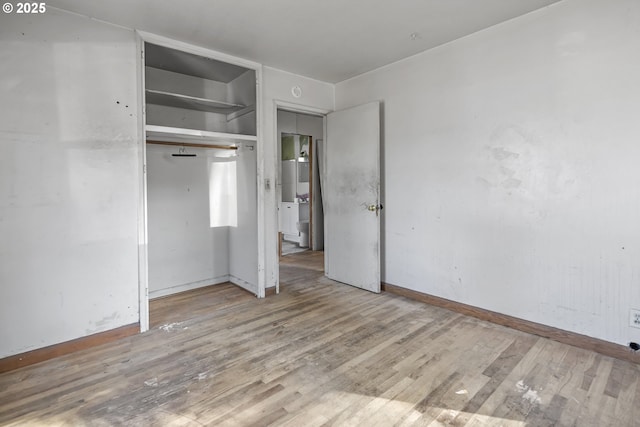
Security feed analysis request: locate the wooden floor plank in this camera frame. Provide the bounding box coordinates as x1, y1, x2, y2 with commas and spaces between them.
1, 251, 639, 426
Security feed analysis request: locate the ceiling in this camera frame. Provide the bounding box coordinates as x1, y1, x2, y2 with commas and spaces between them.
48, 0, 562, 83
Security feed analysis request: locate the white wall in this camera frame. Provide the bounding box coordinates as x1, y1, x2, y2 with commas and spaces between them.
262, 67, 334, 290
335, 0, 640, 345
146, 145, 229, 298
0, 7, 330, 358
0, 9, 140, 357
277, 111, 324, 143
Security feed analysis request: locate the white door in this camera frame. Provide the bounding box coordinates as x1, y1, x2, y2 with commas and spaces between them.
324, 102, 381, 292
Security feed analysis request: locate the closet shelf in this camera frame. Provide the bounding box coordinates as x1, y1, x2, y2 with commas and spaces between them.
146, 124, 257, 145
226, 104, 256, 122
145, 89, 246, 114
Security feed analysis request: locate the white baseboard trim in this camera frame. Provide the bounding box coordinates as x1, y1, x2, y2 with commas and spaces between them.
149, 276, 229, 299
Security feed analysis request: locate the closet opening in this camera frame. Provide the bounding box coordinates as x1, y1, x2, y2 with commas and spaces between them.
140, 37, 261, 329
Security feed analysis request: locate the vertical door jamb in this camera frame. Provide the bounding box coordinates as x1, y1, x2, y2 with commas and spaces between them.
308, 136, 313, 251
135, 31, 149, 333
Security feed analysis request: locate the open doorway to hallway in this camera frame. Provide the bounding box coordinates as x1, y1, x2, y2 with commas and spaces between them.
277, 109, 325, 275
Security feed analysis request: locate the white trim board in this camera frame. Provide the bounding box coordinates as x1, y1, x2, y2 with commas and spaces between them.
146, 124, 257, 144
136, 31, 150, 333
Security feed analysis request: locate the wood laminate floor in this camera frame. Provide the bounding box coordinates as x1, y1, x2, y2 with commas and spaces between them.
1, 252, 639, 426
279, 249, 324, 272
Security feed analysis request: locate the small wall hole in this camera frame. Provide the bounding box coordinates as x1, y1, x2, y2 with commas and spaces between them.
629, 342, 640, 352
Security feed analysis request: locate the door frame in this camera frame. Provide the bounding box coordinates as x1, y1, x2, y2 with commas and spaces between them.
135, 31, 264, 332
273, 100, 331, 294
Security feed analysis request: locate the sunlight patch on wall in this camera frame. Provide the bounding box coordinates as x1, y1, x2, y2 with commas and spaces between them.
209, 159, 237, 227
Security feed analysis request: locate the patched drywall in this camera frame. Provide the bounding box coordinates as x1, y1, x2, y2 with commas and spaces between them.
335, 0, 640, 345
0, 9, 140, 357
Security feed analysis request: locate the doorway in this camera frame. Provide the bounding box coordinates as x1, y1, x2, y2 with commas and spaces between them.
277, 110, 325, 277
273, 101, 381, 296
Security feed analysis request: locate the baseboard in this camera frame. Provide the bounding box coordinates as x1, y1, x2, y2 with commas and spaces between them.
149, 276, 229, 299
0, 323, 140, 374
229, 275, 258, 296
382, 282, 639, 364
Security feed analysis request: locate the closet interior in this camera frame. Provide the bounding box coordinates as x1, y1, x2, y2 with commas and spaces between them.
144, 42, 259, 298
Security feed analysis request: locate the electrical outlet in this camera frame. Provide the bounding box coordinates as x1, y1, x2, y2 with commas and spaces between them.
630, 309, 640, 329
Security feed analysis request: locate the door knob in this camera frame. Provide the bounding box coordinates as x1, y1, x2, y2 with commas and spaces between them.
367, 204, 384, 214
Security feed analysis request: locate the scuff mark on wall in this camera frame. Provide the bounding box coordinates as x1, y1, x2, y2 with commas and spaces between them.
491, 146, 521, 161
478, 124, 578, 203
502, 178, 523, 189
85, 312, 121, 335
94, 312, 120, 329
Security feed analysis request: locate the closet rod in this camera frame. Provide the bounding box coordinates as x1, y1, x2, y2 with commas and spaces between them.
146, 140, 238, 150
